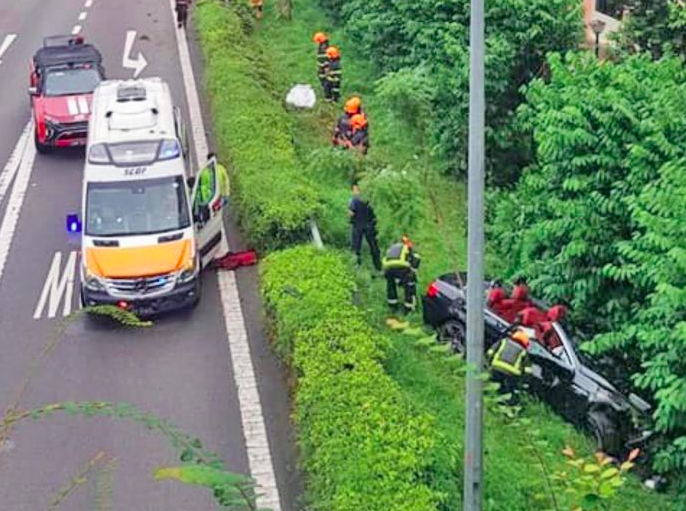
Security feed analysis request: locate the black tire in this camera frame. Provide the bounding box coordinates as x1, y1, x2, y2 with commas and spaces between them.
437, 319, 466, 354
34, 130, 50, 154
587, 409, 622, 455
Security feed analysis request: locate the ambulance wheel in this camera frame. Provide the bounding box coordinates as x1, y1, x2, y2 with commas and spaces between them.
438, 320, 466, 354
34, 130, 51, 154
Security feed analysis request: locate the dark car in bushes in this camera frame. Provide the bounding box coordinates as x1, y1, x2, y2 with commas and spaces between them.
422, 272, 655, 458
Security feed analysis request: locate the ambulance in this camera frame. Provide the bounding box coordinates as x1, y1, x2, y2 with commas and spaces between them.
77, 78, 225, 315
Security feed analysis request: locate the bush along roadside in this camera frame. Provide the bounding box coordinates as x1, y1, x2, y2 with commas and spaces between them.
260, 245, 442, 511
195, 0, 320, 250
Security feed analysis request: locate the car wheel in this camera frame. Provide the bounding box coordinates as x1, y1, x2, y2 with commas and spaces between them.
438, 320, 466, 354
34, 130, 50, 154
587, 409, 622, 456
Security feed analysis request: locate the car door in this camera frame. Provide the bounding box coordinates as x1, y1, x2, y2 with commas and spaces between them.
190, 162, 224, 268
527, 342, 577, 415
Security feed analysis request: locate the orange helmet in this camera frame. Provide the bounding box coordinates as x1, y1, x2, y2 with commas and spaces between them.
511, 329, 530, 348
344, 96, 361, 114
350, 113, 367, 131
326, 46, 340, 59
312, 32, 328, 44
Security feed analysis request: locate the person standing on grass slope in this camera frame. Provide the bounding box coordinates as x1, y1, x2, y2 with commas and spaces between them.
312, 32, 330, 91
249, 0, 264, 19
350, 113, 369, 155
383, 235, 421, 315
348, 183, 382, 272
332, 96, 363, 147
322, 46, 342, 102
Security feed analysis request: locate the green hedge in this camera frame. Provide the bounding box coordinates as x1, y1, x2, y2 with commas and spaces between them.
195, 1, 319, 249
260, 245, 441, 511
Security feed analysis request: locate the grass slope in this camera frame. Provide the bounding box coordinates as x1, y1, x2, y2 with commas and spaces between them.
211, 0, 673, 509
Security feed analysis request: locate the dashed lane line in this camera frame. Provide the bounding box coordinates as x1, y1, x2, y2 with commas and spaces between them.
72, 25, 82, 35
78, 11, 88, 21
0, 34, 17, 65
168, 1, 284, 509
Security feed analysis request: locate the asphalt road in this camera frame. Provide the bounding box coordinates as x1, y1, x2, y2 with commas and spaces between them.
0, 1, 300, 509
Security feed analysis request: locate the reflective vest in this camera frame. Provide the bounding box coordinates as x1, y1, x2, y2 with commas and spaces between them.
196, 165, 214, 205
382, 242, 418, 271
216, 162, 230, 199
489, 338, 527, 376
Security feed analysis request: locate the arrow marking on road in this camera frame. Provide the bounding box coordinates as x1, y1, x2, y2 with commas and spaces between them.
34, 251, 78, 319
123, 30, 148, 78
0, 34, 17, 65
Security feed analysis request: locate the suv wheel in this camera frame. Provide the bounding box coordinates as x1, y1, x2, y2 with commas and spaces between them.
438, 320, 466, 354
587, 409, 621, 455
34, 130, 50, 154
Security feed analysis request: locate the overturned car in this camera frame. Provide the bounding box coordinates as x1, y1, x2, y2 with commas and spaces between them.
422, 273, 654, 458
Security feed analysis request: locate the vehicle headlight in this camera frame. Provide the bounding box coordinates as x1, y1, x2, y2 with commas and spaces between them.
83, 268, 105, 292
177, 258, 197, 284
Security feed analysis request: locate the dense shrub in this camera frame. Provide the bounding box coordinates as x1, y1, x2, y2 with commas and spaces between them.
320, 0, 582, 184
260, 246, 441, 511
195, 1, 319, 249
615, 0, 686, 60
490, 51, 686, 478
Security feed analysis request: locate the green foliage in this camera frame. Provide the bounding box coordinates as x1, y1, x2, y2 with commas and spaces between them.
616, 1, 686, 60
83, 305, 153, 327
553, 447, 639, 511
319, 0, 583, 184
195, 0, 320, 250
260, 245, 441, 511
492, 51, 686, 479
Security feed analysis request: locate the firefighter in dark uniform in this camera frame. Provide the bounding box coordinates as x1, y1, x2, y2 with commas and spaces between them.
323, 46, 342, 102
487, 329, 531, 400
312, 32, 329, 91
175, 0, 192, 28
382, 235, 421, 314
350, 113, 369, 154
348, 183, 381, 271
332, 96, 364, 147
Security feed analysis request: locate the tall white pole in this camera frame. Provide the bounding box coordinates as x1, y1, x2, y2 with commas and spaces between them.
463, 0, 486, 509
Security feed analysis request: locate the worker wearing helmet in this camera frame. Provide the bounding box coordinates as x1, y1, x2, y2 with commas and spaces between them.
487, 328, 531, 401
382, 235, 421, 315
175, 0, 192, 29
249, 0, 264, 19
350, 113, 369, 154
323, 46, 342, 102
332, 96, 365, 147
312, 32, 330, 90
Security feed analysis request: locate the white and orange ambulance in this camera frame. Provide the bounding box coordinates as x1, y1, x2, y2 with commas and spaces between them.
77, 78, 225, 315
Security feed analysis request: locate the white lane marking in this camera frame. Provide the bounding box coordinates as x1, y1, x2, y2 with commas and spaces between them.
169, 4, 207, 173
0, 34, 17, 65
84, 0, 93, 7
33, 251, 78, 319
78, 11, 88, 21
122, 30, 148, 79
77, 96, 89, 115
0, 122, 31, 206
72, 25, 82, 35
0, 122, 37, 287
169, 1, 283, 509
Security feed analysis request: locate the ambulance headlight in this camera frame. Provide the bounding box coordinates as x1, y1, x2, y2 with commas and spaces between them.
159, 139, 181, 161
84, 273, 105, 292
177, 258, 197, 284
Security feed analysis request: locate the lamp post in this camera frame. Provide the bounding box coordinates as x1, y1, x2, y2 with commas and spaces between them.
590, 19, 606, 58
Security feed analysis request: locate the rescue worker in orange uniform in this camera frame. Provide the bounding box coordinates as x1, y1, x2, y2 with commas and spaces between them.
322, 46, 342, 102
312, 32, 329, 90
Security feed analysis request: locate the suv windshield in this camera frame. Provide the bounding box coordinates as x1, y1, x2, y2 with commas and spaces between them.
43, 67, 101, 97
85, 176, 190, 237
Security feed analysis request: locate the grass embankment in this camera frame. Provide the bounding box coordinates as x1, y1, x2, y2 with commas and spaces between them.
196, 0, 674, 509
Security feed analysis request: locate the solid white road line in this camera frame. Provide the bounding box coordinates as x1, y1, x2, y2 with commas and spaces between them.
0, 122, 31, 206
72, 25, 82, 35
0, 34, 17, 65
79, 11, 88, 21
169, 2, 284, 509
169, 2, 207, 173
0, 123, 37, 287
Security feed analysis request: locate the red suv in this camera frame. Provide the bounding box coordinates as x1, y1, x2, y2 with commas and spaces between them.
29, 35, 105, 153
